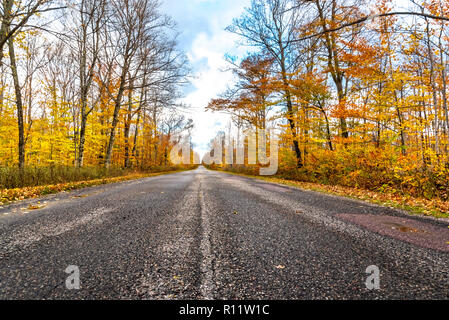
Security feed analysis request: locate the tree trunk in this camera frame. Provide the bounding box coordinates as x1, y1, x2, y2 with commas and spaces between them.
105, 69, 128, 169
425, 17, 440, 154
124, 77, 134, 168
77, 32, 88, 168
322, 109, 333, 151
8, 35, 25, 170
77, 113, 88, 167
316, 0, 348, 139
124, 106, 132, 168
280, 57, 303, 168
131, 108, 141, 168
0, 0, 13, 66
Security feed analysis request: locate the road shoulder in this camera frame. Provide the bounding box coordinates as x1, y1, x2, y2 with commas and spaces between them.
208, 169, 449, 222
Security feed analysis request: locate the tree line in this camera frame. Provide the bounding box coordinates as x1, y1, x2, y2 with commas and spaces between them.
208, 0, 449, 200
0, 0, 192, 173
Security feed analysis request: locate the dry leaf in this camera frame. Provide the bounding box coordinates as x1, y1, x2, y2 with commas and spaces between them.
28, 204, 46, 210
275, 265, 286, 269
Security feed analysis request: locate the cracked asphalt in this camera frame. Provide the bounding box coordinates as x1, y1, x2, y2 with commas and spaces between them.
0, 166, 448, 299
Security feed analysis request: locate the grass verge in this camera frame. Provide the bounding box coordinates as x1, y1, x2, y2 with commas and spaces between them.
213, 169, 449, 220
0, 169, 190, 205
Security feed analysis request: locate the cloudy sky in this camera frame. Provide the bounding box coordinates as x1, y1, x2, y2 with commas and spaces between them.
161, 0, 252, 156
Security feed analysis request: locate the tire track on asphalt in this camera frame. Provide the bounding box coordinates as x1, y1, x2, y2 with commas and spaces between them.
134, 174, 202, 299
0, 207, 113, 257
198, 176, 215, 299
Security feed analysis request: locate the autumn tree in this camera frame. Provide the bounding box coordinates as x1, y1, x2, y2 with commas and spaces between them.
208, 54, 275, 130
1, 0, 62, 170
228, 0, 305, 167
62, 0, 106, 168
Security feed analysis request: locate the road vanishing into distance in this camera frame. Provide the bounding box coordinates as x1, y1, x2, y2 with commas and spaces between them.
0, 166, 448, 299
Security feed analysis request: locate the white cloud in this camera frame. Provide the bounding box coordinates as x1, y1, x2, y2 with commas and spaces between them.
162, 0, 251, 156
183, 32, 238, 155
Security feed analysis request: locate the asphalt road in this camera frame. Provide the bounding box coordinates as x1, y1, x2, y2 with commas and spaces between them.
0, 166, 448, 300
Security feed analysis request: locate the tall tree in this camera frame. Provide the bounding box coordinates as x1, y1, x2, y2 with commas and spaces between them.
228, 0, 304, 167
64, 0, 106, 167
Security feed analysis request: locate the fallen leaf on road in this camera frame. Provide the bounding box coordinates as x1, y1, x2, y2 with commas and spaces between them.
275, 265, 285, 269
28, 204, 46, 210
73, 194, 89, 198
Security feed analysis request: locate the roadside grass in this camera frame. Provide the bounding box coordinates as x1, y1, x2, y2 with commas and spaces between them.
0, 166, 197, 205
212, 169, 449, 220
0, 165, 196, 189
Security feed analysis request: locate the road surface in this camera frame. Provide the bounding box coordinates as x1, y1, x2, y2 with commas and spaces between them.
0, 167, 448, 299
